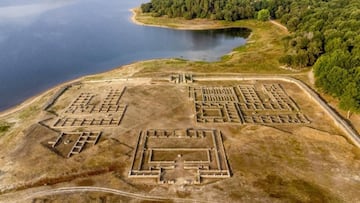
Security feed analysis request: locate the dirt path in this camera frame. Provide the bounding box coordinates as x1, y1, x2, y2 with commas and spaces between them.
308, 69, 315, 85
0, 186, 210, 203
270, 20, 288, 33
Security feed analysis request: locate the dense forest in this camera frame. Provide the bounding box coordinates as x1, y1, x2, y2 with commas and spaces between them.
141, 0, 360, 113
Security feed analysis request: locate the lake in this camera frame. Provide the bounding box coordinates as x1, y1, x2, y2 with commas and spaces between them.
0, 0, 250, 111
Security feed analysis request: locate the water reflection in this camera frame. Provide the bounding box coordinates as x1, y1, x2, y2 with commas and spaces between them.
0, 0, 250, 111
0, 1, 77, 25
189, 28, 251, 50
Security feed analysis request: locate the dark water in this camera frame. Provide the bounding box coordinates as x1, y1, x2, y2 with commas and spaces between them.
0, 0, 250, 111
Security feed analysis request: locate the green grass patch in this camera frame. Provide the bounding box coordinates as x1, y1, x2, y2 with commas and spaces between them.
221, 54, 232, 61
0, 123, 10, 133
19, 106, 40, 120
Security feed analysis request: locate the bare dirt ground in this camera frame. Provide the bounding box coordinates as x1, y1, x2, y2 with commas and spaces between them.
0, 73, 359, 203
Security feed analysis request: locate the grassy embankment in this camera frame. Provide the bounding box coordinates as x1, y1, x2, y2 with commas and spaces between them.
129, 8, 303, 77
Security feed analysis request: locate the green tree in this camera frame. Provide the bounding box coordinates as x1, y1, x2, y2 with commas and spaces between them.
257, 9, 270, 21
339, 82, 360, 115
279, 55, 294, 66
141, 3, 152, 13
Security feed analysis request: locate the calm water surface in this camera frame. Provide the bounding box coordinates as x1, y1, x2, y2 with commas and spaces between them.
0, 0, 250, 111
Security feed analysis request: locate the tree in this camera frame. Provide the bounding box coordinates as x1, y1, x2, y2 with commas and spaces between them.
141, 3, 152, 13
340, 82, 360, 117
286, 16, 299, 31
257, 9, 270, 21
279, 55, 294, 66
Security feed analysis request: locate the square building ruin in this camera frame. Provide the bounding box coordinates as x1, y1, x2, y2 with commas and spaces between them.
128, 129, 230, 184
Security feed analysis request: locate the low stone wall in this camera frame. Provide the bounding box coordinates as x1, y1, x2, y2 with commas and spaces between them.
195, 75, 360, 148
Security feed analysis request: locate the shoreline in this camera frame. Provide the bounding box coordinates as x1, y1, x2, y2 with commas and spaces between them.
0, 77, 84, 118
130, 8, 243, 30
0, 8, 249, 117
130, 8, 176, 29
0, 61, 138, 118
0, 8, 294, 118
0, 9, 140, 117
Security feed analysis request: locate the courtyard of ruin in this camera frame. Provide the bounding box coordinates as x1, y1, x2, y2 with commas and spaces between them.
129, 129, 230, 184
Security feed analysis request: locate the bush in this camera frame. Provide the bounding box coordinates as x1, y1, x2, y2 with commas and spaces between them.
0, 123, 10, 133
257, 9, 270, 21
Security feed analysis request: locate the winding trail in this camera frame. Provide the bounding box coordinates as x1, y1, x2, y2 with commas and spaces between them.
270, 20, 288, 33
308, 69, 315, 85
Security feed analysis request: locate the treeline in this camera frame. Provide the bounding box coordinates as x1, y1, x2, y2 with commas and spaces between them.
141, 0, 360, 113
140, 0, 292, 21
278, 0, 360, 113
